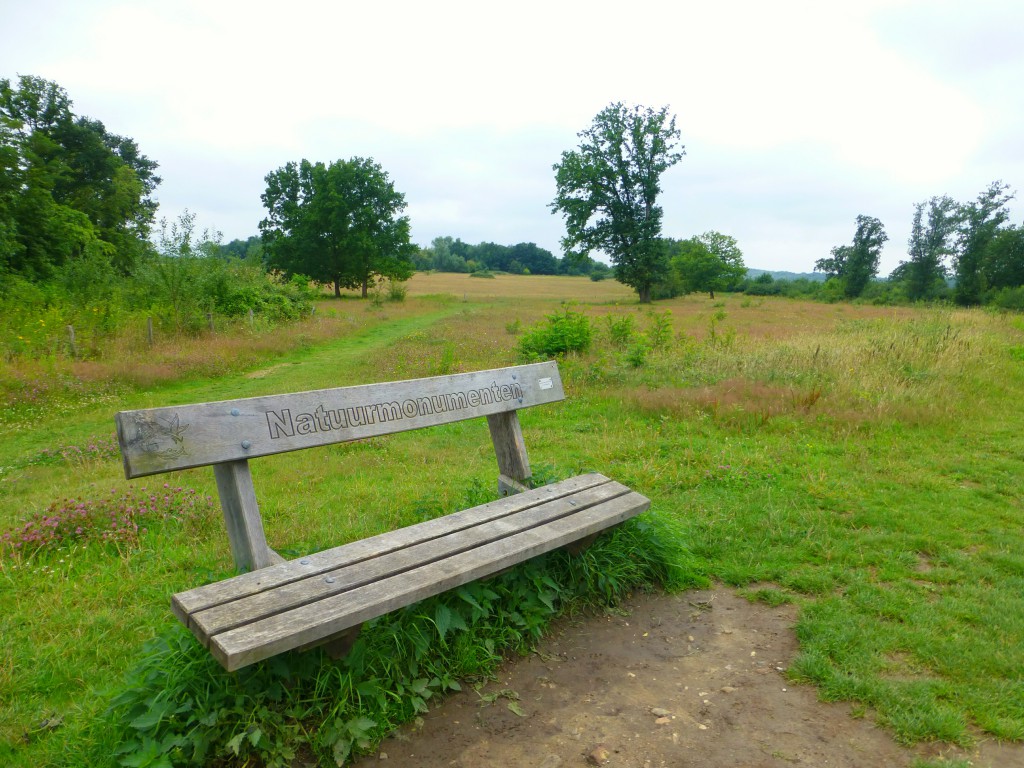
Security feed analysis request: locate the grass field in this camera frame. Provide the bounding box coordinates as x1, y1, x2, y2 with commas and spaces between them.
2, 275, 1023, 764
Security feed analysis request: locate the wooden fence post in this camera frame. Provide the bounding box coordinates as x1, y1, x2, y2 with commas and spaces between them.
67, 325, 77, 358
206, 312, 214, 332
248, 308, 254, 328
147, 317, 154, 347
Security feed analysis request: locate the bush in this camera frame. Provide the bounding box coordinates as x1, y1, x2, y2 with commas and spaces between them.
605, 314, 636, 348
988, 286, 1024, 311
518, 306, 592, 359
646, 309, 673, 351
387, 279, 408, 302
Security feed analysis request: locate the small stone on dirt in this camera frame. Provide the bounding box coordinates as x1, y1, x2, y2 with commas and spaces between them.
655, 717, 671, 725
720, 686, 738, 693
650, 708, 671, 717
537, 755, 562, 768
587, 744, 611, 765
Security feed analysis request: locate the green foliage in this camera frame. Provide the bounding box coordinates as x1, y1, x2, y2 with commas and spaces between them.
260, 157, 415, 298
0, 75, 159, 280
646, 309, 673, 351
663, 232, 746, 298
518, 306, 592, 359
551, 102, 684, 303
625, 337, 649, 368
899, 196, 958, 301
386, 279, 408, 302
816, 215, 888, 298
987, 285, 1024, 311
131, 212, 312, 333
954, 181, 1015, 305
981, 225, 1024, 291
605, 314, 636, 348
0, 209, 314, 360
418, 238, 562, 275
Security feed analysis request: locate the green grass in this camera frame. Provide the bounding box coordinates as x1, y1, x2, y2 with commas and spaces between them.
2, 291, 1024, 764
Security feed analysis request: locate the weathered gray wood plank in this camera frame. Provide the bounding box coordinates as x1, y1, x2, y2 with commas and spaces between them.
487, 411, 531, 496
213, 460, 278, 571
188, 481, 632, 640
172, 473, 610, 621
117, 362, 564, 478
210, 490, 650, 670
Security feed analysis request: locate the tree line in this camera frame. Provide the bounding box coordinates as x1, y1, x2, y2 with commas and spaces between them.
550, 102, 1024, 308
410, 236, 610, 278
815, 182, 1022, 306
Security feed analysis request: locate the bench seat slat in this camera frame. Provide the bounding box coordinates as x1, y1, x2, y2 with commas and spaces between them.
173, 472, 611, 620
188, 479, 633, 640
207, 488, 650, 670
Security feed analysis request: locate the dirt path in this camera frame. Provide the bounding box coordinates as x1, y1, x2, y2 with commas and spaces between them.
356, 588, 1020, 768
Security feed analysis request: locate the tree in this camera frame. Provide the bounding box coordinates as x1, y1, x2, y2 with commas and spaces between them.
260, 157, 415, 297
816, 215, 888, 298
899, 196, 958, 301
0, 75, 160, 278
551, 102, 684, 303
953, 181, 1015, 305
667, 232, 746, 298
981, 226, 1024, 291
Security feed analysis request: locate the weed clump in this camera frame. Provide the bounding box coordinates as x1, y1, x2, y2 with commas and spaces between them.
518, 306, 592, 359
1, 485, 214, 559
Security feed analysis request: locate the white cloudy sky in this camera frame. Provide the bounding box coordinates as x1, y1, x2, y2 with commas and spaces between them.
2, 0, 1022, 274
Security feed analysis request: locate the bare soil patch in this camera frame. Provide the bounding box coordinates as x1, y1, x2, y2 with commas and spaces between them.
356, 588, 1019, 768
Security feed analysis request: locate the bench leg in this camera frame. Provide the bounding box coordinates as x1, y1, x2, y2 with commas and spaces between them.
294, 625, 363, 659
487, 411, 532, 496
564, 531, 601, 556
213, 460, 278, 572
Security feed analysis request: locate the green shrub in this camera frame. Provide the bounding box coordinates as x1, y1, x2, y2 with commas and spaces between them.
625, 337, 649, 368
988, 286, 1024, 311
518, 306, 592, 359
605, 314, 636, 348
646, 309, 673, 351
387, 279, 408, 302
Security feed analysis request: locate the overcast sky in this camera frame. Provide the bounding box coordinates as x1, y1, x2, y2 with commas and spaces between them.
3, 0, 1022, 275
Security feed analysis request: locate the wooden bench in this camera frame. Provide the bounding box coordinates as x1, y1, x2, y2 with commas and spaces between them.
114, 361, 650, 671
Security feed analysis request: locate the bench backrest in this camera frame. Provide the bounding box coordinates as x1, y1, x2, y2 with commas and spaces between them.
115, 361, 564, 479
114, 361, 566, 572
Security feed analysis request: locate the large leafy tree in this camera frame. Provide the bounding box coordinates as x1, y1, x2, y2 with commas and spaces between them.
669, 231, 746, 298
980, 225, 1024, 291
816, 215, 888, 298
260, 157, 415, 297
953, 181, 1015, 305
899, 196, 958, 301
551, 102, 684, 303
0, 75, 160, 279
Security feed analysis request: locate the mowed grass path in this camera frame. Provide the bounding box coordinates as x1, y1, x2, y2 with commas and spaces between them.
2, 282, 1024, 764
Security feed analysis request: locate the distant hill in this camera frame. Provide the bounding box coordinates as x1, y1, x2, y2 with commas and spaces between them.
746, 268, 828, 282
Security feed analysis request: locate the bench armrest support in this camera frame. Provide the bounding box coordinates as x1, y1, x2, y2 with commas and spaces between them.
214, 460, 282, 571
487, 411, 532, 496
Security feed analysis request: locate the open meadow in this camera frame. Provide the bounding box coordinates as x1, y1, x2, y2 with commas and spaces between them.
2, 273, 1023, 766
